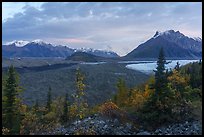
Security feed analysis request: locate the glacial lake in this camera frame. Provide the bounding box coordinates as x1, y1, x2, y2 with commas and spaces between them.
125, 60, 199, 74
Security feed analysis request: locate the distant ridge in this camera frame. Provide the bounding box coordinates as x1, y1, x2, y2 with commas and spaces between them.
2, 40, 119, 58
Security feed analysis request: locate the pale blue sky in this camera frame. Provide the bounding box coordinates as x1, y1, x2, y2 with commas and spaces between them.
2, 2, 202, 55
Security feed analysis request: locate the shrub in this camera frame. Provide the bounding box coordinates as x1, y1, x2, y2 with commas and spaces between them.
99, 101, 127, 122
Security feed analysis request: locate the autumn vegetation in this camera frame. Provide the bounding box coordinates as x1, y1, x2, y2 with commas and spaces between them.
2, 48, 202, 134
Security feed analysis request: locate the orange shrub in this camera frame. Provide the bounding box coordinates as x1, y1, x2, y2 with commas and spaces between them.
99, 101, 127, 121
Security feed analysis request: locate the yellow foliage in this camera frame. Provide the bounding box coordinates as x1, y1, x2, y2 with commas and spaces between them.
127, 89, 146, 111
167, 70, 187, 88
69, 103, 78, 119
19, 104, 27, 114
143, 84, 154, 98
50, 97, 64, 119
87, 105, 100, 115
20, 112, 38, 134
44, 112, 56, 121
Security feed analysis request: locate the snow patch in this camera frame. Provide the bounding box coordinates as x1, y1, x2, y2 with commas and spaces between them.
153, 30, 174, 39
192, 37, 202, 42
31, 39, 50, 45
5, 40, 30, 47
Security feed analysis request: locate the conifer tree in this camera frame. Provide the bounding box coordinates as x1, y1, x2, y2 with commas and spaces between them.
33, 99, 39, 112
61, 93, 69, 123
175, 61, 180, 71
3, 65, 22, 134
199, 59, 202, 65
153, 47, 168, 99
144, 48, 169, 112
46, 87, 52, 112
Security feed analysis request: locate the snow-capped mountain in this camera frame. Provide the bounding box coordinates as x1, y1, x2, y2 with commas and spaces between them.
2, 40, 119, 58
5, 40, 30, 47
125, 30, 202, 59
74, 47, 118, 58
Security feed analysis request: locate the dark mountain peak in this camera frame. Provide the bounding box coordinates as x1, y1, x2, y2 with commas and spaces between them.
125, 30, 202, 59
153, 30, 183, 38
153, 31, 160, 37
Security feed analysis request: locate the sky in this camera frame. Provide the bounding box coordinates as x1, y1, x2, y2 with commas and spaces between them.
2, 2, 202, 56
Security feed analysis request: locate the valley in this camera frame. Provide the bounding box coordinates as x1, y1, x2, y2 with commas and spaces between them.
2, 2, 202, 135
2, 57, 149, 106
2, 57, 199, 107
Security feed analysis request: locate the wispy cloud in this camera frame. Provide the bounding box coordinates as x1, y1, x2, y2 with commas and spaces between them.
2, 2, 202, 56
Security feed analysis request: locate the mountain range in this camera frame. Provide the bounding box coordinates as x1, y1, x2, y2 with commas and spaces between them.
2, 30, 202, 60
2, 39, 119, 58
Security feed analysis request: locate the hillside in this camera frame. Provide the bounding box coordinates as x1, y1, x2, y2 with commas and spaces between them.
2, 62, 149, 106
66, 52, 104, 62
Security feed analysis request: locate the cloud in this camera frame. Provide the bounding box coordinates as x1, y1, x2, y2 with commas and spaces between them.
54, 38, 94, 44
2, 2, 202, 56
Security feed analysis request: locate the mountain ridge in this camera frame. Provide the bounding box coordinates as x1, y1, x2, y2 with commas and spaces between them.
2, 40, 119, 58
125, 30, 202, 59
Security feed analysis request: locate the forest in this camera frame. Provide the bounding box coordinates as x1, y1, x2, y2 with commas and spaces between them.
2, 48, 202, 135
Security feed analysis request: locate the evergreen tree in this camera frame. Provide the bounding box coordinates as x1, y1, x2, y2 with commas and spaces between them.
199, 59, 202, 65
33, 99, 39, 112
46, 87, 52, 112
61, 93, 69, 123
3, 65, 22, 134
175, 61, 180, 71
189, 62, 202, 88
141, 48, 174, 126
153, 47, 168, 98
144, 48, 169, 112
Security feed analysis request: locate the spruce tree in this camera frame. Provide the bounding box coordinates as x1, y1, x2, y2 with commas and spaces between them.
3, 65, 22, 134
144, 48, 169, 112
142, 48, 172, 126
174, 61, 180, 71
153, 47, 168, 99
33, 99, 39, 112
46, 87, 52, 112
199, 59, 202, 65
61, 93, 69, 123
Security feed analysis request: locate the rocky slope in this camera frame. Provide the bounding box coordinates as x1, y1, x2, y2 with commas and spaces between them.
41, 114, 202, 135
